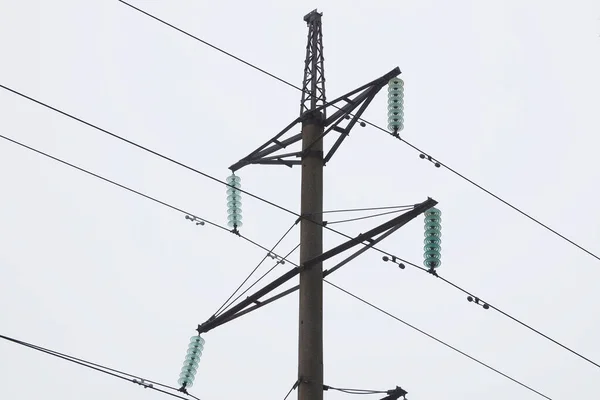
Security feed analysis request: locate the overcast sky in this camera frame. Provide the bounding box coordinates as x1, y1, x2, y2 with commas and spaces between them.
1, 1, 599, 399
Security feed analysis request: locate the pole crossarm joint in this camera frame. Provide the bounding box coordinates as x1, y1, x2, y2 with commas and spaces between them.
304, 198, 437, 268
228, 67, 401, 172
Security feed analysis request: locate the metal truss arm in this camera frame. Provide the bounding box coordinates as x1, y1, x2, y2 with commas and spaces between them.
196, 197, 436, 334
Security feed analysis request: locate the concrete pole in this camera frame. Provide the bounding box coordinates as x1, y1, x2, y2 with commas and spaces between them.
298, 113, 324, 400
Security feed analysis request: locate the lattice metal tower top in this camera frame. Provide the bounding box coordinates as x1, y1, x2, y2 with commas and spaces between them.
300, 9, 326, 118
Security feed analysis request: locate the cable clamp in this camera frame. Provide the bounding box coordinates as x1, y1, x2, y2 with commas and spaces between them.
381, 255, 405, 270
467, 295, 490, 310
133, 378, 153, 389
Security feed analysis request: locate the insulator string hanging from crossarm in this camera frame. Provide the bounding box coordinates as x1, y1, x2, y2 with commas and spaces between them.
178, 335, 205, 390
423, 207, 441, 270
387, 77, 404, 135
226, 173, 242, 232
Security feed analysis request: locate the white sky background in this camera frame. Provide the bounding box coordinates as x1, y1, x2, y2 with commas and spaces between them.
0, 0, 599, 399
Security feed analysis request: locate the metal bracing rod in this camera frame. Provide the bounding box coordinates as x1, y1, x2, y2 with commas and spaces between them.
324, 85, 379, 127
246, 133, 303, 162
204, 285, 300, 331
255, 159, 302, 167
304, 198, 437, 268
198, 267, 301, 333
195, 199, 435, 334
256, 151, 304, 161
321, 222, 403, 278
324, 85, 382, 164
229, 120, 302, 171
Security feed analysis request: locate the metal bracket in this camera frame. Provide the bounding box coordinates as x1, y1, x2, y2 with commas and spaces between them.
229, 67, 401, 172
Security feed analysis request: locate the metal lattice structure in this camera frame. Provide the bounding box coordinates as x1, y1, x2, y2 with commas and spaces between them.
300, 10, 326, 118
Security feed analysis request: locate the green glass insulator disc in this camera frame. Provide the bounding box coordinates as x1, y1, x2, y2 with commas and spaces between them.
228, 215, 242, 223
425, 208, 441, 217
424, 250, 441, 259
178, 377, 195, 388
226, 186, 240, 194
188, 342, 204, 351
388, 115, 404, 123
187, 343, 204, 353
424, 258, 441, 268
181, 364, 198, 374
227, 194, 241, 202
226, 175, 241, 184
388, 104, 404, 112
424, 243, 441, 252
425, 216, 441, 224
227, 207, 241, 215
186, 348, 202, 358
179, 370, 196, 381
388, 85, 404, 92
425, 222, 441, 230
388, 123, 401, 131
184, 356, 200, 368
389, 78, 404, 86
424, 228, 441, 238
388, 96, 404, 103
388, 110, 404, 117
228, 220, 243, 228
190, 335, 205, 344
227, 200, 242, 208
227, 188, 241, 200
186, 347, 203, 356
424, 237, 441, 245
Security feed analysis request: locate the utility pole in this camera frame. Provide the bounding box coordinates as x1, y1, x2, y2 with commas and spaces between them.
298, 10, 325, 400
196, 7, 420, 399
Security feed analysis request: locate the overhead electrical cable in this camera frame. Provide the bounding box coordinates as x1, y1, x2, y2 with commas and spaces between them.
0, 333, 201, 400
0, 94, 596, 371
323, 280, 553, 400
216, 243, 301, 317
0, 136, 556, 398
0, 92, 596, 372
212, 221, 298, 317
0, 134, 291, 266
117, 0, 600, 263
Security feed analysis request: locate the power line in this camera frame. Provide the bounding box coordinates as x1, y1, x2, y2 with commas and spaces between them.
117, 1, 600, 263
0, 133, 555, 397
2, 92, 596, 375
323, 280, 553, 400
216, 242, 301, 317
2, 112, 596, 372
0, 333, 201, 400
380, 254, 600, 370
0, 83, 298, 222
213, 221, 298, 317
0, 134, 292, 267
